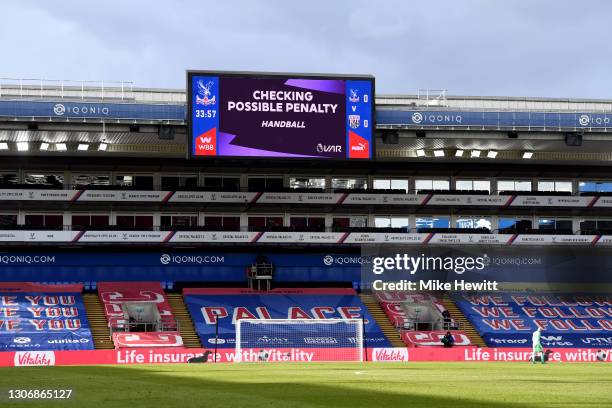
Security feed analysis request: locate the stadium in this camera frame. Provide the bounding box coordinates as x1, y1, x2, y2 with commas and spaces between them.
0, 72, 610, 408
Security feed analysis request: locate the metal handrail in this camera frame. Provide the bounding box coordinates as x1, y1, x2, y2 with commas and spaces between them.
0, 77, 134, 101
0, 183, 593, 197
0, 224, 606, 236
108, 317, 179, 334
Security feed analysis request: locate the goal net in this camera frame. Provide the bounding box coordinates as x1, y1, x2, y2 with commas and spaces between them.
235, 318, 364, 362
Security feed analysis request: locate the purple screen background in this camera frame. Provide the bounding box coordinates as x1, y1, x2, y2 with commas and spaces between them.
219, 78, 346, 158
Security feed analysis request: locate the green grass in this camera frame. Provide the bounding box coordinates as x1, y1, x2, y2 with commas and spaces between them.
0, 362, 610, 408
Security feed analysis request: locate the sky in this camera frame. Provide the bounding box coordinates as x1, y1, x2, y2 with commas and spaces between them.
2, 0, 612, 98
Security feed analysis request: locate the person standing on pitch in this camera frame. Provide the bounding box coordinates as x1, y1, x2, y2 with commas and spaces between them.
532, 327, 544, 364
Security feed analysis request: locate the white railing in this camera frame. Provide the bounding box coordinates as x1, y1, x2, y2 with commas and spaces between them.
0, 77, 134, 101
417, 89, 448, 107
378, 93, 612, 113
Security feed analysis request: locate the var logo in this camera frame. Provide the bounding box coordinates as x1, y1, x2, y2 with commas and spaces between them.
316, 144, 342, 153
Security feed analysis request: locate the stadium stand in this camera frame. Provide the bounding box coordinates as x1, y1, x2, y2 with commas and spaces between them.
372, 291, 480, 348
97, 282, 183, 348
440, 293, 487, 347
82, 293, 113, 349
0, 283, 93, 351
453, 292, 612, 348
183, 288, 391, 349
165, 293, 202, 348
0, 78, 611, 360
359, 294, 404, 347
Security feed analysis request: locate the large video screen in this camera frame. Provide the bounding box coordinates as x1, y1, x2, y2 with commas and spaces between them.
187, 71, 374, 159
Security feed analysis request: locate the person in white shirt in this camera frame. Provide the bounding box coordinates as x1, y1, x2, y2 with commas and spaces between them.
532, 327, 544, 364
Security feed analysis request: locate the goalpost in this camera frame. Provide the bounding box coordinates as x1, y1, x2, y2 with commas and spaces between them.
235, 319, 364, 362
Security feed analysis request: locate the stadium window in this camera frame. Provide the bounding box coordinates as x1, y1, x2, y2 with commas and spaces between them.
0, 172, 18, 187
289, 177, 326, 190
374, 216, 409, 230
538, 218, 572, 231
116, 215, 154, 230
415, 216, 450, 229
538, 219, 555, 229
161, 175, 198, 190
331, 178, 367, 190
497, 180, 531, 193
372, 179, 409, 192
578, 181, 612, 193
580, 220, 596, 232
72, 214, 110, 230
332, 216, 368, 229
24, 173, 64, 188
580, 219, 612, 233
204, 215, 240, 230
248, 177, 265, 191
414, 179, 450, 193
224, 217, 241, 229
24, 214, 63, 229
0, 214, 17, 229
556, 181, 573, 193
248, 216, 284, 230
499, 217, 532, 232
455, 216, 492, 230
160, 215, 198, 229
91, 215, 109, 227
266, 216, 283, 228
115, 175, 154, 190
72, 174, 111, 188
203, 176, 240, 191
222, 177, 240, 191
204, 216, 222, 228
597, 220, 612, 230
456, 179, 491, 192
248, 176, 283, 192
248, 216, 265, 229
537, 180, 572, 193
374, 217, 391, 228
25, 215, 44, 227
290, 216, 325, 231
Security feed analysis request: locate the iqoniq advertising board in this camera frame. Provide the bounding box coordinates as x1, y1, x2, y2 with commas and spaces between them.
187, 71, 374, 159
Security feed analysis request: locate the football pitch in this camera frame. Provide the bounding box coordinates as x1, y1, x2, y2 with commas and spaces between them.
0, 362, 610, 408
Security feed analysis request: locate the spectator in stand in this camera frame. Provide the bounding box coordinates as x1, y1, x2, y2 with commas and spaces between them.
441, 331, 454, 348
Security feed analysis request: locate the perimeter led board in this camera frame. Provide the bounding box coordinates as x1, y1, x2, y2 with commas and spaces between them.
187, 71, 374, 159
